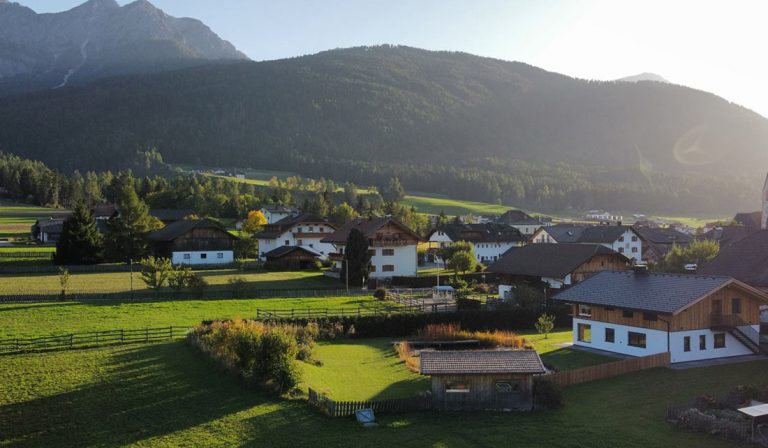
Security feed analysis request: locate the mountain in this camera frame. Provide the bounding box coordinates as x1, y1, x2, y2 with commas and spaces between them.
0, 45, 765, 214
0, 0, 247, 94
617, 72, 670, 83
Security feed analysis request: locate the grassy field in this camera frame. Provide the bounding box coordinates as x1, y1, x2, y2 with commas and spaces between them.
0, 270, 338, 295
0, 203, 65, 242
0, 338, 763, 447
0, 295, 390, 338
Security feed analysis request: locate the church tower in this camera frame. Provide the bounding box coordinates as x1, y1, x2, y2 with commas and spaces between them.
763, 173, 768, 229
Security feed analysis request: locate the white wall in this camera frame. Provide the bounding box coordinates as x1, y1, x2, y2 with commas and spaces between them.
369, 245, 418, 278
511, 224, 541, 235
473, 241, 519, 264
571, 318, 756, 363
427, 231, 453, 248
258, 224, 335, 260
172, 250, 234, 266
608, 229, 642, 263
531, 229, 556, 244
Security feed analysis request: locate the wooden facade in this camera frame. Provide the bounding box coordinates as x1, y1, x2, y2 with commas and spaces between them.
571, 283, 765, 331
153, 226, 236, 259
429, 374, 534, 411
571, 254, 631, 282
367, 222, 421, 247
265, 248, 318, 270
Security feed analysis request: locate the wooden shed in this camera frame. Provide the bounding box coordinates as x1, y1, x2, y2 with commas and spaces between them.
419, 350, 546, 411
264, 246, 321, 270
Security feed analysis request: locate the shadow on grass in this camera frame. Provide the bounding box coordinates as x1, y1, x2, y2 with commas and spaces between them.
540, 346, 618, 371
0, 341, 273, 447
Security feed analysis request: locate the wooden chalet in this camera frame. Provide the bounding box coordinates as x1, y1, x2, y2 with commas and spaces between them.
146, 219, 237, 265
420, 350, 545, 411
264, 245, 321, 270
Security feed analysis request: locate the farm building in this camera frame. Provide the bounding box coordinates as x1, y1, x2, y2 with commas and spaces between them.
632, 226, 692, 264
427, 222, 527, 264
488, 243, 629, 296
553, 269, 768, 363
255, 213, 336, 261
146, 219, 237, 265
419, 350, 545, 411
263, 245, 321, 270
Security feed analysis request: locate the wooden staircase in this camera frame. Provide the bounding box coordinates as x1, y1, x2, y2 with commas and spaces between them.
729, 327, 768, 355
711, 313, 768, 355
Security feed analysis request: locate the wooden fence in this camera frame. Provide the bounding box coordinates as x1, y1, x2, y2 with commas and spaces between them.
0, 326, 189, 355
254, 301, 460, 321
0, 251, 52, 258
547, 352, 671, 387
307, 388, 431, 417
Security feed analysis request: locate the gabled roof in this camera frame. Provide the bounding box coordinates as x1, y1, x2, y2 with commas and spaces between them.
734, 211, 762, 229
498, 210, 542, 226
698, 230, 768, 287
264, 245, 322, 259
146, 219, 236, 242
260, 205, 298, 213
91, 203, 118, 219
488, 244, 626, 279
321, 216, 422, 244
552, 270, 767, 314
699, 226, 758, 249
428, 222, 526, 244
255, 213, 333, 239
538, 224, 636, 244
36, 219, 65, 233
419, 350, 545, 375
540, 224, 588, 243
633, 226, 693, 245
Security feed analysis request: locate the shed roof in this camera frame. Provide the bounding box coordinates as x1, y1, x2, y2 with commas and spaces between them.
264, 245, 322, 259
146, 219, 236, 242
552, 270, 767, 314
149, 209, 196, 221
419, 350, 545, 375
487, 243, 626, 279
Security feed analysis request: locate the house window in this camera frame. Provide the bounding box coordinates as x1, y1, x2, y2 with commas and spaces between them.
714, 333, 726, 349
578, 305, 592, 317
577, 323, 592, 343
495, 381, 520, 393
308, 226, 314, 232
368, 249, 376, 256
217, 253, 223, 259
604, 307, 615, 311
699, 335, 707, 350
297, 227, 303, 233
284, 240, 290, 246
618, 247, 625, 253
382, 248, 395, 256
631, 247, 638, 253
200, 253, 207, 260
628, 332, 646, 348
297, 239, 303, 246
382, 265, 395, 272
619, 236, 625, 242
631, 236, 638, 242
446, 381, 470, 393
605, 328, 615, 343
643, 313, 658, 322
183, 253, 191, 260
684, 336, 691, 352
731, 298, 742, 314
370, 265, 376, 272
622, 310, 634, 318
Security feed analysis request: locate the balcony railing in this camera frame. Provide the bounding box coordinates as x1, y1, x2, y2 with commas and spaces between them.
709, 313, 749, 329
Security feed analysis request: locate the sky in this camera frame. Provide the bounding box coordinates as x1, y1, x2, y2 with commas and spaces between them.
18, 0, 768, 117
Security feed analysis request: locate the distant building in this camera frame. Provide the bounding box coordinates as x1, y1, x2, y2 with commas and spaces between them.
699, 226, 757, 249
496, 210, 551, 235
321, 217, 422, 278
146, 219, 237, 265
254, 213, 336, 261
31, 218, 65, 243
427, 222, 527, 264
531, 223, 642, 263
554, 270, 768, 363
420, 350, 545, 411
259, 205, 300, 224
488, 243, 628, 295
699, 230, 768, 292
632, 226, 692, 264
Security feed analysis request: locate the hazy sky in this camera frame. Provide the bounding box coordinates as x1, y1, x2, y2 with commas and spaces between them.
19, 0, 768, 117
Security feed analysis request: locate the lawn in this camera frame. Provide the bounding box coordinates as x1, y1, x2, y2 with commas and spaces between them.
0, 295, 388, 338
524, 329, 617, 371
0, 203, 66, 242
0, 269, 338, 295
401, 194, 515, 216
0, 339, 764, 447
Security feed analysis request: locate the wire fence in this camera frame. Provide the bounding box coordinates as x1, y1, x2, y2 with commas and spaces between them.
0, 326, 189, 355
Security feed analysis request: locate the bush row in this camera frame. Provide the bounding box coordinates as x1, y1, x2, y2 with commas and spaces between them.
390, 272, 499, 288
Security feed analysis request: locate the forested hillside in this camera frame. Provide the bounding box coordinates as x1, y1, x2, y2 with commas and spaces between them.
0, 45, 765, 214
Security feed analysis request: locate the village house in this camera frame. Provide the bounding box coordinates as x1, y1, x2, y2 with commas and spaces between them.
699, 230, 768, 292
146, 218, 237, 265
254, 213, 336, 261
419, 350, 545, 411
259, 205, 300, 224
496, 210, 551, 235
553, 269, 768, 363
427, 222, 527, 264
531, 223, 642, 263
321, 216, 422, 278
31, 204, 117, 243
632, 225, 692, 265
488, 243, 629, 297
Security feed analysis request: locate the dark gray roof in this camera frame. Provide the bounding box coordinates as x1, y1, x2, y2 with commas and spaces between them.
541, 224, 636, 244
734, 211, 762, 229
552, 270, 739, 314
149, 209, 196, 221
146, 219, 236, 242
699, 226, 758, 249
264, 245, 322, 259
699, 230, 768, 287
498, 210, 543, 226
541, 224, 587, 243
428, 222, 526, 244
254, 213, 332, 239
488, 244, 626, 279
420, 350, 545, 375
633, 226, 692, 245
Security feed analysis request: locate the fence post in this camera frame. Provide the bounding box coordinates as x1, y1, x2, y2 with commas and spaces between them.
145, 328, 149, 343
69, 333, 74, 348
169, 326, 173, 340
15, 338, 19, 352
121, 329, 124, 343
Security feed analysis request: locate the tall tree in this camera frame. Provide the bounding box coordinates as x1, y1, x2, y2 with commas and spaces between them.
105, 172, 162, 262
343, 228, 371, 287
382, 177, 405, 202
54, 202, 105, 265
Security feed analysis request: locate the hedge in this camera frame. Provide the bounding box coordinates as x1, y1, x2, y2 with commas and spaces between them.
390, 272, 499, 288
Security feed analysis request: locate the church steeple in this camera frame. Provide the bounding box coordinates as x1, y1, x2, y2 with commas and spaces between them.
762, 173, 768, 229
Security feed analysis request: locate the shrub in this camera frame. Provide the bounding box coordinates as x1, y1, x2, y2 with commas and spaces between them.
535, 313, 556, 339
474, 283, 491, 294
534, 378, 563, 409
139, 256, 173, 290
395, 341, 419, 373
373, 287, 387, 300
417, 323, 526, 348
168, 266, 194, 292
456, 298, 482, 311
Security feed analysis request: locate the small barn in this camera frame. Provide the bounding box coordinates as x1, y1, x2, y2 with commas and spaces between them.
264, 246, 321, 270
419, 350, 546, 411
146, 219, 237, 266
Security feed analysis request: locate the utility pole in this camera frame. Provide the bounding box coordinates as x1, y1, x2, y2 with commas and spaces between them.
345, 257, 349, 294
436, 256, 441, 288
129, 258, 134, 300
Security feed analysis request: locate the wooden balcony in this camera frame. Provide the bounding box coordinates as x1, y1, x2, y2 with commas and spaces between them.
709, 313, 749, 330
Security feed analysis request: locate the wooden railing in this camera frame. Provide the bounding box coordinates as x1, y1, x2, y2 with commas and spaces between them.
709, 313, 750, 329
0, 326, 188, 355
547, 352, 670, 387
307, 387, 430, 417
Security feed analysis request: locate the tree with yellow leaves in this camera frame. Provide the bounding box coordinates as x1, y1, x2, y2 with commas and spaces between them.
242, 210, 267, 235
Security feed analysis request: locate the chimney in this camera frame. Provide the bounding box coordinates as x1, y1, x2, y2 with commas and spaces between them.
632, 263, 649, 276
